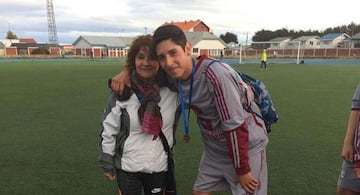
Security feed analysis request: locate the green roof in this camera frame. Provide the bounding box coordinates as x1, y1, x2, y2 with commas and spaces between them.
184, 31, 226, 46
352, 32, 360, 39
73, 35, 134, 48
269, 37, 292, 42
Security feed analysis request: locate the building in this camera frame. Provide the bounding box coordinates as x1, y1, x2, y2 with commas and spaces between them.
292, 36, 320, 49
0, 42, 5, 56
19, 38, 37, 44
0, 38, 61, 56
71, 20, 226, 58
268, 37, 292, 49
72, 35, 134, 58
349, 32, 360, 48
0, 39, 20, 47
185, 31, 227, 57
10, 43, 60, 55
320, 33, 350, 48
163, 19, 226, 57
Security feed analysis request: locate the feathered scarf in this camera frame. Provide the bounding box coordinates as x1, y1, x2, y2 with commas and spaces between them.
131, 71, 162, 140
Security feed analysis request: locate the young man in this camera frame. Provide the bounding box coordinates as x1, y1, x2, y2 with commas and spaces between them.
111, 25, 269, 195
337, 83, 360, 195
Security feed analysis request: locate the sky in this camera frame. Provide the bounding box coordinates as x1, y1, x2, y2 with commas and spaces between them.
0, 0, 359, 44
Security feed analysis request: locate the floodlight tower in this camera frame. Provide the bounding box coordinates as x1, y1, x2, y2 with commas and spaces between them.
46, 0, 58, 44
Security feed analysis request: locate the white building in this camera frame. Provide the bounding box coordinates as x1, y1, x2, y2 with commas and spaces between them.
320, 33, 350, 48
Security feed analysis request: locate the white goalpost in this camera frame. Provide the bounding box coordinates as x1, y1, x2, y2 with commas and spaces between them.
238, 41, 302, 65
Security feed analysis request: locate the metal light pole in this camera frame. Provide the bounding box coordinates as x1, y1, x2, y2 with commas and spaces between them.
239, 43, 242, 65
348, 28, 352, 56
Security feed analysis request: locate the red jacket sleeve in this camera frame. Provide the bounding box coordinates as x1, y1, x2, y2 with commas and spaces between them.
225, 121, 250, 176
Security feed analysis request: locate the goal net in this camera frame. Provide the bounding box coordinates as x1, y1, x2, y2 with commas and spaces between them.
238, 41, 302, 64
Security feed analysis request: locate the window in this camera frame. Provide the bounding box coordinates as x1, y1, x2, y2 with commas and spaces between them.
210, 49, 217, 56
81, 48, 86, 56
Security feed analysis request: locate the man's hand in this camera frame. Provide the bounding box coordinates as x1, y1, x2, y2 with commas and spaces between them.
110, 69, 131, 95
104, 172, 116, 181
236, 172, 259, 194
341, 141, 354, 163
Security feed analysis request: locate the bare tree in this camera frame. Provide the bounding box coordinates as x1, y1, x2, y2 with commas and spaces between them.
6, 30, 18, 39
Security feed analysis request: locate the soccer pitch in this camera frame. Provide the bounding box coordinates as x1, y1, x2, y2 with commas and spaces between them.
0, 60, 359, 195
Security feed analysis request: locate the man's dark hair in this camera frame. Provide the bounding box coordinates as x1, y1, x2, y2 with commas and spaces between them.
152, 24, 187, 53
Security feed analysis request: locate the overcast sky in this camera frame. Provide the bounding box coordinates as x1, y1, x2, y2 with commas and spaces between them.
0, 0, 359, 44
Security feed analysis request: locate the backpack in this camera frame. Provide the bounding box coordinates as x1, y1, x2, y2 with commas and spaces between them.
238, 73, 279, 133
208, 59, 278, 133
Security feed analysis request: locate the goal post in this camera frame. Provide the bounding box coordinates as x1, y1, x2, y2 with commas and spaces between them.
239, 41, 302, 65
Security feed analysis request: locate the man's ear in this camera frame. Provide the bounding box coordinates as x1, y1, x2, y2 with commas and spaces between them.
185, 41, 192, 56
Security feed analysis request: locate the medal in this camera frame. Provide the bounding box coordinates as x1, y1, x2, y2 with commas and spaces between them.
179, 59, 195, 144
183, 134, 190, 143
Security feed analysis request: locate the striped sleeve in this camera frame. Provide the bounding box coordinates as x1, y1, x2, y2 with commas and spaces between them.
206, 66, 231, 121
352, 84, 360, 110
205, 60, 251, 175
351, 84, 360, 162
225, 122, 250, 175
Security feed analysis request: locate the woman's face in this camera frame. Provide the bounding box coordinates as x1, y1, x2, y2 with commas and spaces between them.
135, 46, 159, 80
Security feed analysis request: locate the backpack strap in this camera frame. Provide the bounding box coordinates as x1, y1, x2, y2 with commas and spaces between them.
159, 131, 171, 156
158, 131, 177, 194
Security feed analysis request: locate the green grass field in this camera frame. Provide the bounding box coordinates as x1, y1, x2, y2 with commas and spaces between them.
0, 60, 359, 195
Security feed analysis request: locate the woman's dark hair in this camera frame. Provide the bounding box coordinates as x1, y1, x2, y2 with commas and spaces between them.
125, 35, 156, 73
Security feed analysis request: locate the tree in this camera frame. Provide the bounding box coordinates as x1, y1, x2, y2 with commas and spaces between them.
220, 32, 238, 44
252, 29, 274, 42
31, 48, 50, 55
252, 22, 360, 42
6, 30, 18, 39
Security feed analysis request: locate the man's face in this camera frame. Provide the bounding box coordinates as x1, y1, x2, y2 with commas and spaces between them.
155, 40, 192, 80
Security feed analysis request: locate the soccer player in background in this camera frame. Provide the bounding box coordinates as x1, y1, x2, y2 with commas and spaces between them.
260, 49, 267, 71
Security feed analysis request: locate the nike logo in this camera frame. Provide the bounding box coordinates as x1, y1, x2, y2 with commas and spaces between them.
151, 187, 162, 193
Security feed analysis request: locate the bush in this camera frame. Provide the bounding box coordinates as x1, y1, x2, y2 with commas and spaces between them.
31, 48, 50, 55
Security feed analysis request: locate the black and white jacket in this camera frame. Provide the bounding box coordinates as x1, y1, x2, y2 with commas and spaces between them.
98, 88, 180, 174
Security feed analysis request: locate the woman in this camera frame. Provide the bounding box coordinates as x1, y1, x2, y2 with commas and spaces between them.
98, 35, 179, 195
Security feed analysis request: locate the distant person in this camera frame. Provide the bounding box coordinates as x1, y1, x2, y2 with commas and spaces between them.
60, 49, 65, 58
220, 50, 224, 60
260, 49, 267, 71
337, 83, 360, 195
98, 35, 179, 195
110, 24, 269, 195
272, 50, 278, 58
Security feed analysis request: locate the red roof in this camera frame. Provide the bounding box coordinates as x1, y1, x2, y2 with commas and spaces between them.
19, 38, 37, 44
163, 19, 206, 31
